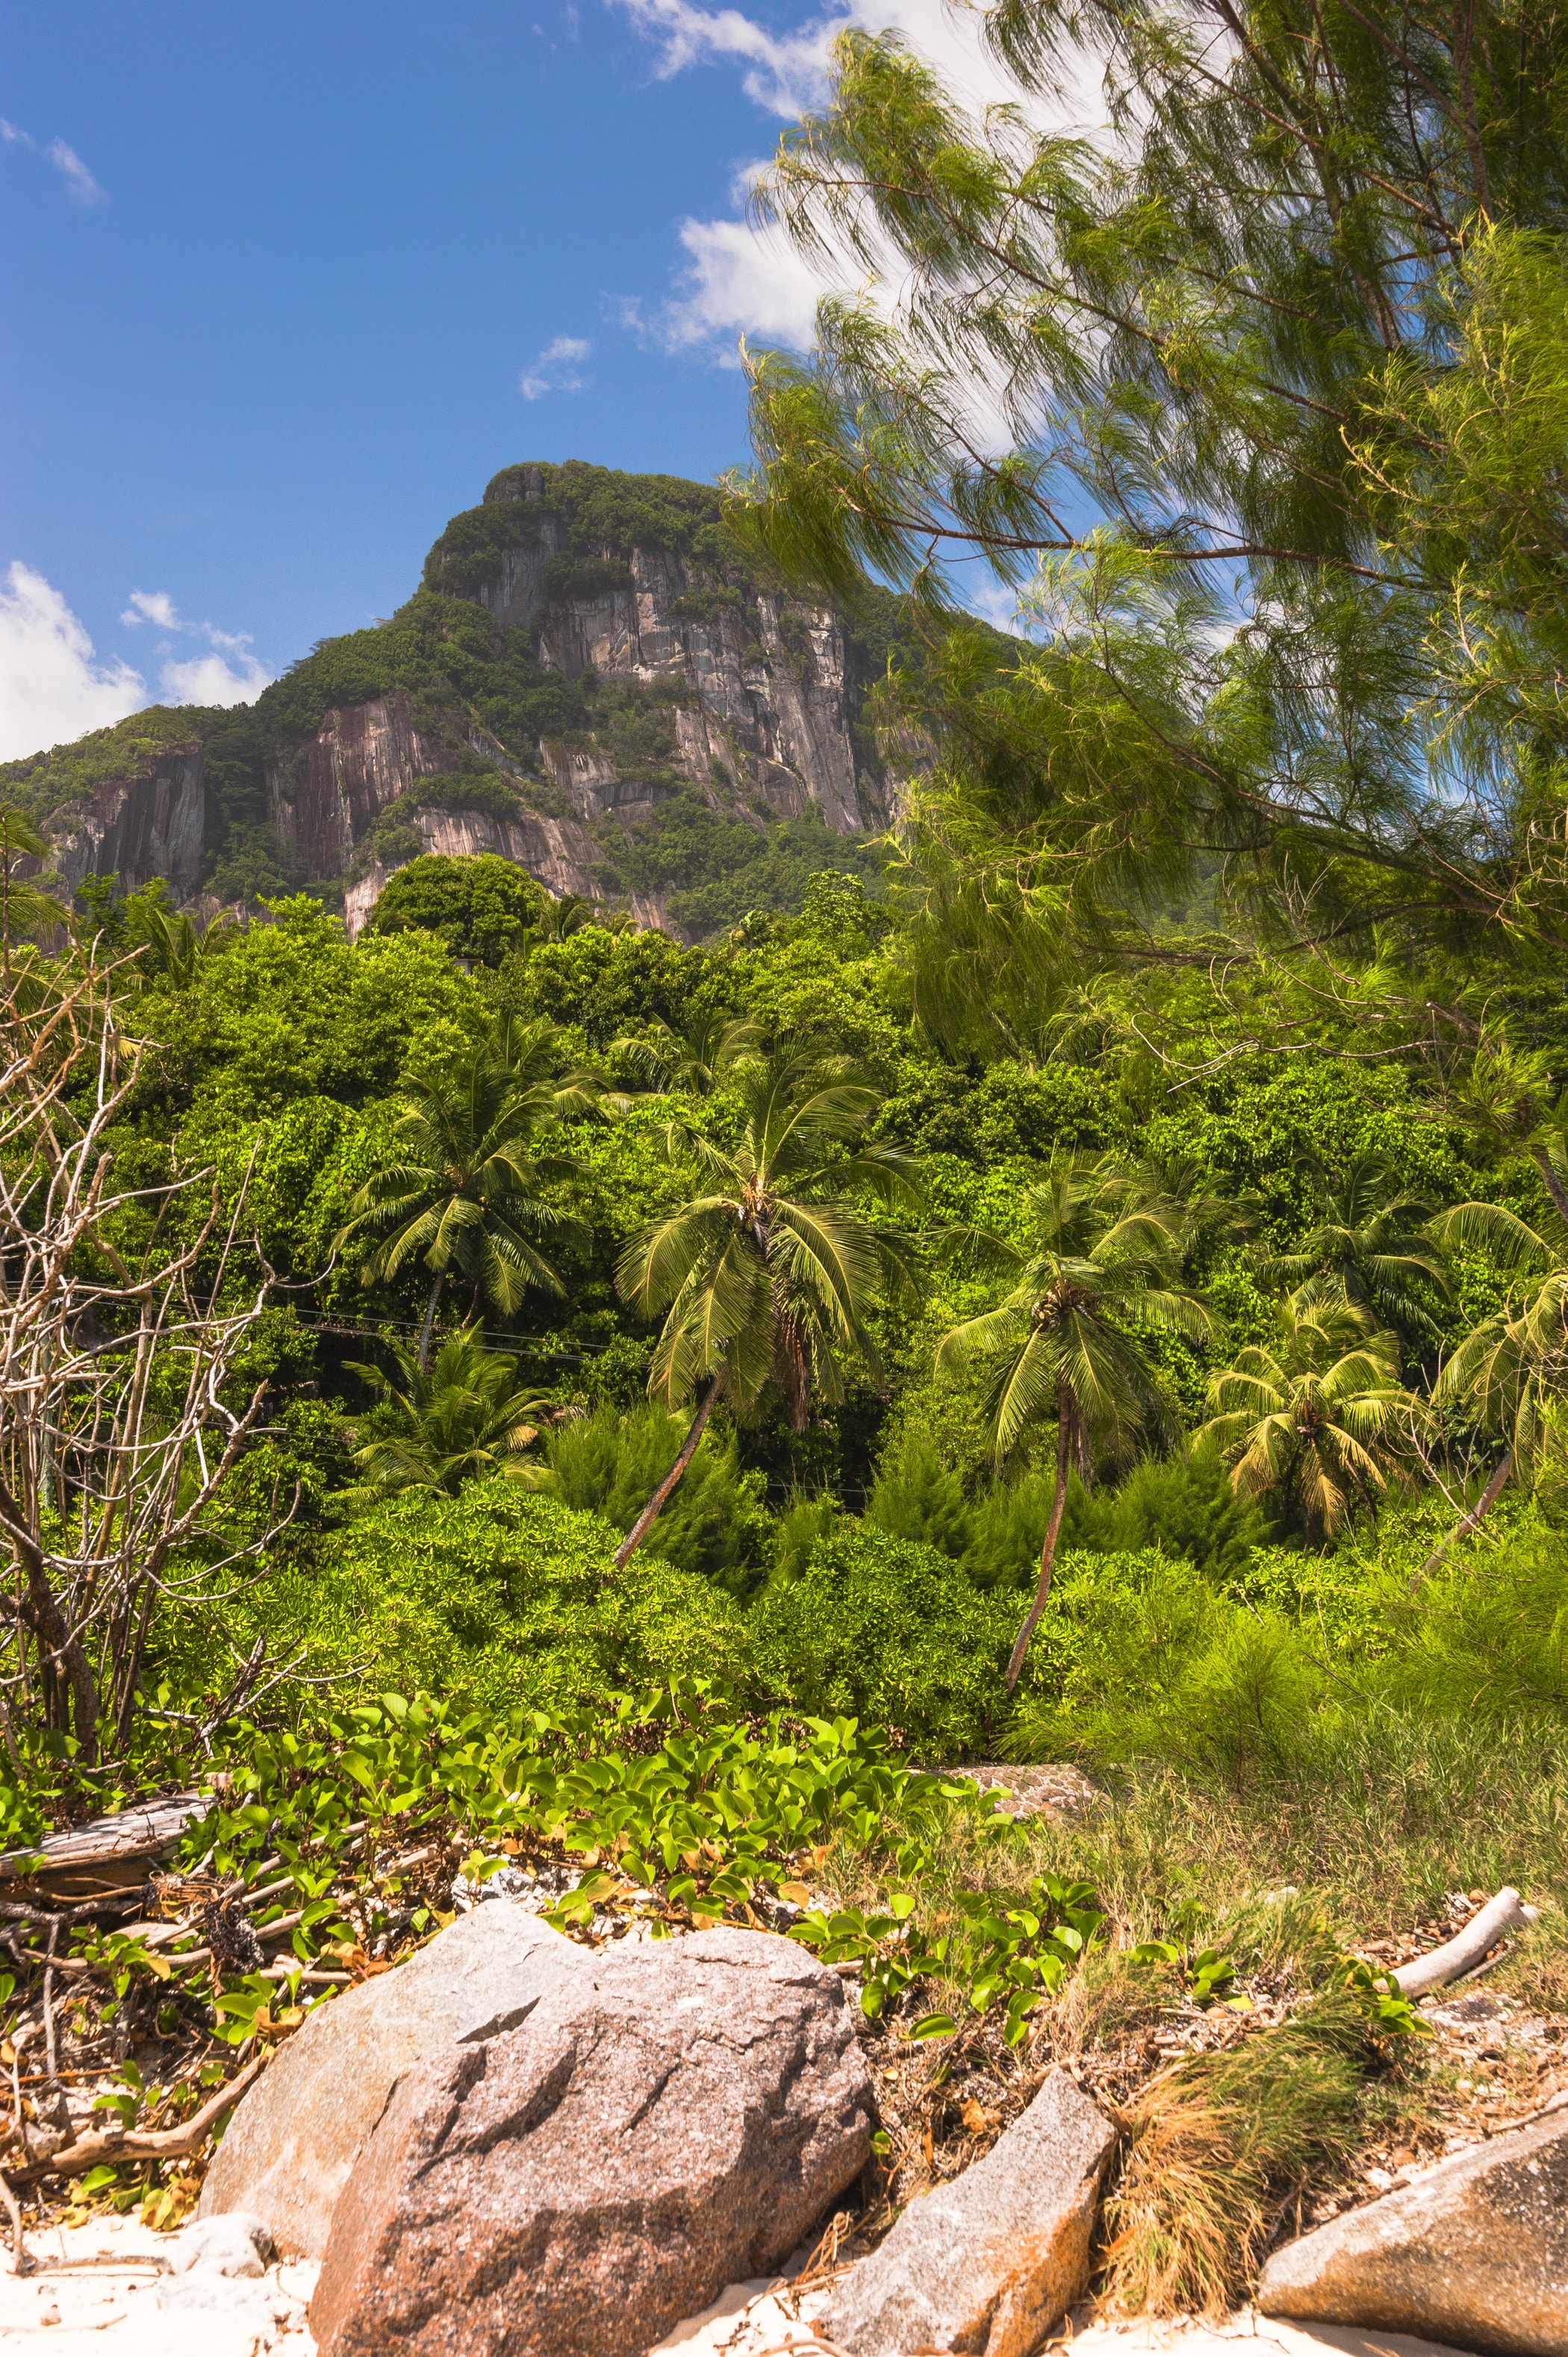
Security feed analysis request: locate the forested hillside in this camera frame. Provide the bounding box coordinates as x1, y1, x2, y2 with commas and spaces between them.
2, 0, 1567, 2311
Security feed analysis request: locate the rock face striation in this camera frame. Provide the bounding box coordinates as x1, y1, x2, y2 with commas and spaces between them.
309, 1925, 874, 2357
199, 1904, 588, 2260
824, 2068, 1116, 2357
43, 739, 206, 905
1257, 2105, 1568, 2357
6, 462, 908, 939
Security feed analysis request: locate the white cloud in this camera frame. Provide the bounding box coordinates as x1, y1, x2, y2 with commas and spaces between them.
117, 589, 271, 705
0, 564, 146, 762
121, 589, 178, 629
520, 334, 592, 399
45, 138, 105, 205
615, 0, 836, 114
623, 199, 829, 356
159, 649, 270, 706
613, 0, 1109, 364
615, 0, 1060, 119
0, 118, 107, 203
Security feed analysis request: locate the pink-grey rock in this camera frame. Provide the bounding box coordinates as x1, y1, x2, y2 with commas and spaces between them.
1257, 2107, 1568, 2357
200, 1904, 588, 2258
824, 2068, 1116, 2357
309, 1925, 874, 2357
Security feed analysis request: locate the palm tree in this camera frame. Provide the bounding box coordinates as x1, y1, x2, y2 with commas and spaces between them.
123, 890, 225, 987
1416, 1199, 1568, 1577
1096, 1147, 1259, 1271
344, 1326, 550, 1500
1265, 1152, 1451, 1341
0, 808, 66, 971
536, 892, 596, 942
608, 1012, 763, 1097
336, 1018, 596, 1367
936, 1164, 1210, 1688
1201, 1301, 1413, 1540
612, 1046, 921, 1567
1451, 1029, 1568, 1226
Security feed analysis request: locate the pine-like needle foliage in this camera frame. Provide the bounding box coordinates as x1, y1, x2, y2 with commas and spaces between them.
728, 1, 1568, 975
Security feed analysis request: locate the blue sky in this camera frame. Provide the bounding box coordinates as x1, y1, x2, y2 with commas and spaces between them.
0, 0, 1022, 760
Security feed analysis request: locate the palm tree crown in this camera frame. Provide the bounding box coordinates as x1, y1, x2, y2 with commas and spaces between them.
337, 1017, 596, 1364
1429, 1200, 1568, 1479
607, 1012, 763, 1098
1266, 1153, 1450, 1341
345, 1327, 550, 1500
938, 1161, 1210, 1685
1201, 1300, 1412, 1538
612, 1045, 921, 1565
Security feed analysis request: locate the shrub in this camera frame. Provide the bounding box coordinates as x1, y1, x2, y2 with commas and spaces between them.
869, 1438, 1266, 1593
544, 1401, 773, 1594
363, 853, 548, 965
149, 1483, 754, 1715
1004, 1549, 1328, 1782
750, 1524, 1023, 1758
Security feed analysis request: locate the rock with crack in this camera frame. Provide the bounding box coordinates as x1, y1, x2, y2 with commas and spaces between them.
824, 2068, 1116, 2357
1257, 2106, 1568, 2357
199, 1903, 588, 2258
309, 1925, 874, 2357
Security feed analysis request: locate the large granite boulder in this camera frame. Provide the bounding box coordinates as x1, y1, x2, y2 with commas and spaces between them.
825, 2068, 1116, 2357
309, 1925, 874, 2357
1257, 2105, 1568, 2357
201, 1904, 588, 2258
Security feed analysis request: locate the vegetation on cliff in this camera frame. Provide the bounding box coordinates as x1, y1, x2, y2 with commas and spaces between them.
2, 461, 917, 927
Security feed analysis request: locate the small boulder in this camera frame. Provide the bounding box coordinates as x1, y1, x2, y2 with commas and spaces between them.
825, 2067, 1116, 2357
1257, 2107, 1568, 2357
310, 1925, 874, 2357
200, 1903, 588, 2258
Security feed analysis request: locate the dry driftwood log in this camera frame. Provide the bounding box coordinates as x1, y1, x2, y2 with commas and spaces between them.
0, 1792, 205, 1904
1393, 1886, 1542, 1999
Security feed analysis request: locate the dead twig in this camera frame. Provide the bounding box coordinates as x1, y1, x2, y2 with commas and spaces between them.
0, 2165, 24, 2274
42, 1916, 59, 2086
7, 2047, 270, 2187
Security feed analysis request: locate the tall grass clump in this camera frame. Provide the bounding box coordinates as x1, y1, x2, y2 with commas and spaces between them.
1101, 1999, 1369, 2315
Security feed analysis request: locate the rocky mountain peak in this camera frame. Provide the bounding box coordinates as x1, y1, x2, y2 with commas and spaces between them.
3, 462, 912, 943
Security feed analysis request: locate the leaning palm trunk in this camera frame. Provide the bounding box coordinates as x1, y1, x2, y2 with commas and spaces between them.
612, 1366, 726, 1570
1005, 1400, 1073, 1690
1408, 1450, 1513, 1593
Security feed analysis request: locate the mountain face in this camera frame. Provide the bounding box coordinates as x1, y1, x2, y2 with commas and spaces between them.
4, 463, 911, 940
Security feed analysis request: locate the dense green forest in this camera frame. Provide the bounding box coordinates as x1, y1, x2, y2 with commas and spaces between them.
3, 0, 1567, 2291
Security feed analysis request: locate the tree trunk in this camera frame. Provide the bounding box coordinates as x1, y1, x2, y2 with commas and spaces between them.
612, 1367, 726, 1571
416, 1270, 444, 1373
1005, 1401, 1072, 1691
0, 1474, 99, 1761
1408, 1449, 1513, 1594
1532, 1144, 1568, 1226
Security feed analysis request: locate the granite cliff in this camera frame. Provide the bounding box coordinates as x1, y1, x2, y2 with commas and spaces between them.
2, 462, 914, 941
